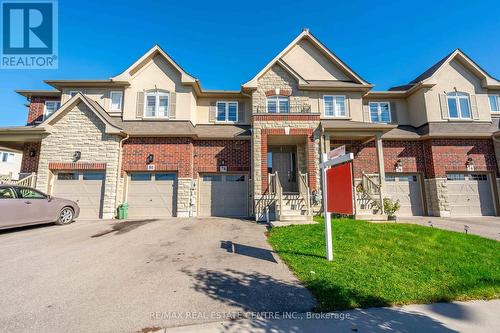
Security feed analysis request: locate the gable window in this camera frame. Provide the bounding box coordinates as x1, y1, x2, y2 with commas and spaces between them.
144, 90, 169, 118
489, 95, 500, 113
110, 91, 123, 111
44, 101, 61, 119
323, 95, 346, 117
216, 101, 238, 122
447, 92, 471, 119
369, 102, 391, 123
267, 96, 289, 113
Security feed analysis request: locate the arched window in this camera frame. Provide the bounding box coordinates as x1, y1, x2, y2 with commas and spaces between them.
447, 92, 471, 119
144, 90, 169, 118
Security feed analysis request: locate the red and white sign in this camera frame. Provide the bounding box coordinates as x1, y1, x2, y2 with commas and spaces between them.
326, 162, 354, 215
327, 145, 346, 160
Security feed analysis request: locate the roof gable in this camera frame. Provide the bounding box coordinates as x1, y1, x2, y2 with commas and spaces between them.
112, 45, 197, 84
40, 93, 122, 134
410, 49, 500, 88
243, 30, 370, 89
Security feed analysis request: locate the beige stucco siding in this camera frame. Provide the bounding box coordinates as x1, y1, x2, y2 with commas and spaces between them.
196, 97, 251, 124
281, 39, 350, 81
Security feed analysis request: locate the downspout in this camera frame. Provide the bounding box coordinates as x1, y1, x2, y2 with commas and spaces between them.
115, 132, 130, 213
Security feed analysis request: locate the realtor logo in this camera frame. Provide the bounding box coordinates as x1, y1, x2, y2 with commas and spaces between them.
1, 0, 58, 68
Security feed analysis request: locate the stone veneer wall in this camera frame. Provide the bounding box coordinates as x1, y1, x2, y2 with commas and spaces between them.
36, 102, 121, 219
424, 178, 450, 217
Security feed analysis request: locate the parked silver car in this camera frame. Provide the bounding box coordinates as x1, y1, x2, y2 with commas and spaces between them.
0, 185, 80, 230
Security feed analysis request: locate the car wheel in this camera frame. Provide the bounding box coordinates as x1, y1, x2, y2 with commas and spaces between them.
57, 207, 74, 225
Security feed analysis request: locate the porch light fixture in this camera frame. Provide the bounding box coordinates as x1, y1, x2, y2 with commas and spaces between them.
146, 154, 154, 164
29, 148, 37, 157
465, 156, 474, 171
72, 151, 81, 162
394, 159, 403, 172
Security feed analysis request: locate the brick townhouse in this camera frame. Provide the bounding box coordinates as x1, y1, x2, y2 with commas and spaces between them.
1, 29, 500, 222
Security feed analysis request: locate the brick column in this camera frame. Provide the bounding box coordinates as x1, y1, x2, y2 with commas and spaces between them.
306, 132, 317, 190
261, 133, 268, 193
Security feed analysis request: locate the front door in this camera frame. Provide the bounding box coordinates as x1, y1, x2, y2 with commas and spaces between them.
272, 152, 297, 192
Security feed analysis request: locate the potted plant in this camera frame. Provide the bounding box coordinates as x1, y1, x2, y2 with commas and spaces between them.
383, 198, 400, 221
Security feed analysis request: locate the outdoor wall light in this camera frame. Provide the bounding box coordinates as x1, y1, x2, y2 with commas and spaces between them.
220, 159, 226, 166
465, 156, 474, 171
73, 151, 81, 162
29, 148, 37, 157
146, 154, 154, 164
394, 159, 403, 172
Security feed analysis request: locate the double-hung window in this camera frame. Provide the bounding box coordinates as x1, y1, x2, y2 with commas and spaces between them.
110, 91, 123, 111
216, 101, 238, 122
144, 91, 169, 118
369, 102, 391, 123
323, 95, 346, 117
44, 101, 61, 119
267, 96, 289, 113
447, 92, 471, 119
489, 95, 500, 113
1, 152, 14, 162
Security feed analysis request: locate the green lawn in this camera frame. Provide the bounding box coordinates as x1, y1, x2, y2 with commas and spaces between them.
268, 217, 500, 312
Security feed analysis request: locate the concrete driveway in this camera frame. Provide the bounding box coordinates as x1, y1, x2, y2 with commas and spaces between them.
397, 216, 500, 241
0, 218, 315, 333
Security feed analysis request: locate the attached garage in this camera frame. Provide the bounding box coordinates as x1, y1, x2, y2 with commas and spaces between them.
447, 173, 495, 216
385, 174, 424, 216
127, 173, 177, 218
53, 171, 105, 219
199, 173, 248, 217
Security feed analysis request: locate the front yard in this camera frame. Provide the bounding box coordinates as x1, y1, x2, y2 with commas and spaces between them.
268, 217, 500, 312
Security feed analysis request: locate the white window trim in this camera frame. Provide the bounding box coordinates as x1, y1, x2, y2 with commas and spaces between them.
143, 90, 170, 119
109, 91, 123, 111
447, 93, 471, 120
266, 96, 289, 113
369, 101, 392, 123
43, 100, 61, 120
489, 94, 500, 113
216, 101, 239, 123
323, 95, 347, 118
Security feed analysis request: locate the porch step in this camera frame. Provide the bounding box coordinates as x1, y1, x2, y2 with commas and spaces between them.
270, 219, 316, 227
355, 214, 388, 221
279, 214, 313, 222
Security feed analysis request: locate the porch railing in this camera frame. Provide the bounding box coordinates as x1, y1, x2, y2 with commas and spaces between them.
0, 172, 37, 188
298, 172, 311, 215
273, 172, 284, 219
361, 172, 383, 212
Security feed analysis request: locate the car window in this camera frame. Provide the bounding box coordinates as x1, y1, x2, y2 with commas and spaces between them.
17, 188, 46, 199
0, 187, 16, 199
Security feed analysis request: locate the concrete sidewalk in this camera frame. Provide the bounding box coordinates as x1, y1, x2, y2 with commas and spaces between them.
165, 299, 500, 333
397, 216, 500, 241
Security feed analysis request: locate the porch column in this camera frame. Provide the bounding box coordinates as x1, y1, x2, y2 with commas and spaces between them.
324, 133, 331, 155
375, 133, 386, 210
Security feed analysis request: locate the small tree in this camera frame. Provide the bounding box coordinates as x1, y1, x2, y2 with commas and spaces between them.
383, 198, 400, 218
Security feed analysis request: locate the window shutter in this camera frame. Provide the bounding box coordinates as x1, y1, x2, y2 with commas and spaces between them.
390, 102, 397, 123
363, 103, 370, 122
169, 92, 176, 119
439, 94, 449, 120
209, 101, 216, 123
136, 92, 144, 118
238, 101, 245, 123
470, 95, 479, 119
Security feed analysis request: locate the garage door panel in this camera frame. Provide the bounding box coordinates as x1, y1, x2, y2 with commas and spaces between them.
127, 173, 177, 218
53, 172, 105, 219
447, 173, 494, 216
200, 174, 248, 217
385, 174, 424, 216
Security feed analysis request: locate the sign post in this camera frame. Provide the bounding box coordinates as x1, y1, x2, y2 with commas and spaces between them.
320, 150, 354, 261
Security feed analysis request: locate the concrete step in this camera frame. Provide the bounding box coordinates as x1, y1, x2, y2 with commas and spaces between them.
280, 209, 307, 216
270, 220, 316, 227
355, 214, 388, 221
279, 214, 313, 222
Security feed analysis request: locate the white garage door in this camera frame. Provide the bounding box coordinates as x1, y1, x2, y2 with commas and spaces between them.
447, 173, 495, 216
53, 171, 105, 219
199, 174, 248, 217
127, 173, 177, 218
385, 174, 424, 216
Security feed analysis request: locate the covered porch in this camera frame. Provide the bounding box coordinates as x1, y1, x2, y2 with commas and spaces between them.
321, 120, 396, 218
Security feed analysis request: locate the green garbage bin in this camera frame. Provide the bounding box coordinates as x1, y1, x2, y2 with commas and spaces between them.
118, 203, 129, 219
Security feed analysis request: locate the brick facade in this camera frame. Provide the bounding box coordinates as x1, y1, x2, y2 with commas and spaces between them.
21, 142, 41, 173
27, 97, 60, 125
121, 138, 251, 178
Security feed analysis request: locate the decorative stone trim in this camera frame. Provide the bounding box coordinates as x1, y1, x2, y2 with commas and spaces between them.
252, 114, 320, 122
265, 89, 291, 97
48, 162, 106, 170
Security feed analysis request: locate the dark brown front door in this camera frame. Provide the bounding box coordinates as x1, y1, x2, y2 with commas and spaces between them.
272, 152, 297, 192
